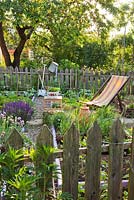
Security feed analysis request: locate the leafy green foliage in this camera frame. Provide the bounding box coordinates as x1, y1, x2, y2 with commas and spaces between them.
52, 111, 73, 135
0, 145, 58, 199
78, 41, 111, 69
58, 192, 73, 200
0, 91, 33, 108
0, 147, 24, 181
0, 0, 120, 68
7, 167, 39, 200
32, 145, 58, 199
0, 147, 38, 199
59, 59, 80, 70
89, 106, 119, 140
109, 33, 134, 71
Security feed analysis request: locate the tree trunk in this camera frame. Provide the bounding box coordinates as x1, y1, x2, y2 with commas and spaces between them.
0, 22, 12, 67
132, 41, 134, 64
0, 23, 34, 68
12, 38, 26, 68
12, 26, 34, 68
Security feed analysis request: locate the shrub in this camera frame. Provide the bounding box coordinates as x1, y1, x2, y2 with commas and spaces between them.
89, 106, 119, 140
2, 101, 34, 123
0, 91, 33, 108
52, 111, 73, 134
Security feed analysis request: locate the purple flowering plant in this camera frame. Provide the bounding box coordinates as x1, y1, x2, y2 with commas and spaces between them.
2, 101, 34, 123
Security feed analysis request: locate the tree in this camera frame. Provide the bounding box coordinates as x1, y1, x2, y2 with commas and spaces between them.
109, 34, 134, 70
0, 0, 43, 68
109, 1, 134, 70
0, 0, 118, 68
77, 39, 111, 69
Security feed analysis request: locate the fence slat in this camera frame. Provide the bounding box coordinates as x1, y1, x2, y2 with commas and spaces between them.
6, 128, 23, 149
70, 68, 75, 89
65, 68, 69, 88
108, 119, 124, 200
36, 124, 53, 147
128, 128, 134, 200
85, 121, 102, 200
63, 123, 79, 200
36, 125, 53, 199
15, 67, 19, 91
59, 69, 64, 86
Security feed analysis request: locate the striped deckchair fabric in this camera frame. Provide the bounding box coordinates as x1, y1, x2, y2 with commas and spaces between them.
86, 75, 130, 107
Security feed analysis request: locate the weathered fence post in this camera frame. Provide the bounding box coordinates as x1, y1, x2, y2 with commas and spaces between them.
36, 124, 53, 146
36, 125, 53, 199
85, 121, 102, 200
62, 123, 79, 200
128, 128, 134, 200
108, 118, 124, 200
6, 128, 23, 149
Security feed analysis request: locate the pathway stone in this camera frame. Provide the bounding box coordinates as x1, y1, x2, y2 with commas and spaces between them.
24, 97, 44, 143
32, 97, 44, 119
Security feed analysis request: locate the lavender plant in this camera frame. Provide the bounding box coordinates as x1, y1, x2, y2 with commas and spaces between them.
2, 101, 34, 123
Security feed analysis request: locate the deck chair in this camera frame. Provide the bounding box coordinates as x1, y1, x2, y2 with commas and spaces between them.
85, 75, 130, 112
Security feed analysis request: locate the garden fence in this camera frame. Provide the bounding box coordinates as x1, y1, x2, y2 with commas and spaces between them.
1, 119, 134, 200
0, 67, 134, 94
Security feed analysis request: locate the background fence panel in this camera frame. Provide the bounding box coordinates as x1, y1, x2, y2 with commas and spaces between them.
0, 67, 134, 94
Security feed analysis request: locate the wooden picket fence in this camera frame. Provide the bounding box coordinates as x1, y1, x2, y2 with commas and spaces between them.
1, 119, 134, 200
0, 67, 134, 94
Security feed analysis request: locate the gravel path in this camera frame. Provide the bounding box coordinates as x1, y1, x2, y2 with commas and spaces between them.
24, 97, 45, 144
32, 97, 45, 119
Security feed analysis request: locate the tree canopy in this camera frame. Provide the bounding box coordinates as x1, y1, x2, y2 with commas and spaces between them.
0, 0, 130, 69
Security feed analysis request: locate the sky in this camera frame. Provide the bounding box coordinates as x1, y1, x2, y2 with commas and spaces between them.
115, 0, 133, 6
110, 0, 133, 38
118, 0, 133, 4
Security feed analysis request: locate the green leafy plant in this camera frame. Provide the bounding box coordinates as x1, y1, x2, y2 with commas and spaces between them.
32, 145, 58, 199
0, 147, 25, 197
0, 92, 33, 109
52, 111, 73, 135
43, 112, 53, 128
23, 88, 36, 98
91, 106, 119, 137
89, 106, 119, 140
7, 167, 39, 200
0, 147, 38, 200
76, 106, 119, 142
0, 145, 58, 200
52, 102, 61, 108
48, 87, 60, 92
59, 59, 80, 70
57, 192, 73, 200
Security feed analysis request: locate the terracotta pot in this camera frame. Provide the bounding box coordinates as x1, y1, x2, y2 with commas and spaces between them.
79, 105, 91, 120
